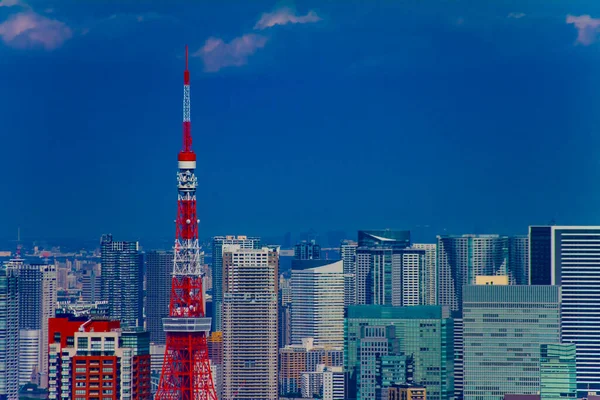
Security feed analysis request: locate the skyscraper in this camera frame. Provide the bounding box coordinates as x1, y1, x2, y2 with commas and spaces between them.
437, 234, 528, 313
462, 285, 561, 400
100, 234, 144, 329
392, 248, 427, 307
16, 263, 56, 388
528, 226, 600, 395
81, 264, 101, 302
222, 246, 278, 400
341, 240, 358, 307
295, 240, 321, 260
345, 305, 454, 400
540, 343, 576, 400
355, 230, 410, 305
211, 235, 260, 332
291, 259, 344, 347
146, 250, 173, 344
0, 264, 19, 400
411, 243, 437, 305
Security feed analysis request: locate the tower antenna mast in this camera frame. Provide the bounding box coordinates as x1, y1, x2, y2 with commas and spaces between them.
156, 46, 218, 400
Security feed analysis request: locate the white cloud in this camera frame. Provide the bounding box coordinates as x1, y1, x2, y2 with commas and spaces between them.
254, 6, 321, 30
0, 11, 72, 50
566, 14, 600, 46
0, 0, 25, 7
508, 12, 526, 19
193, 34, 268, 72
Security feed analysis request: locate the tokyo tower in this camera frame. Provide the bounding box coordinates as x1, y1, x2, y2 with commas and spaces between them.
155, 46, 218, 400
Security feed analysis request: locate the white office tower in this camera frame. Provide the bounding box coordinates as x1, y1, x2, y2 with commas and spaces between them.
392, 249, 428, 307
291, 260, 344, 347
411, 243, 437, 305
222, 246, 278, 400
341, 240, 358, 307
323, 366, 345, 400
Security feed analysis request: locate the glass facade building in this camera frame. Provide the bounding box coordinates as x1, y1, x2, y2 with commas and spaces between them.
0, 265, 19, 400
100, 234, 144, 329
528, 226, 600, 396
540, 343, 576, 400
345, 305, 454, 400
294, 240, 321, 260
146, 250, 173, 345
462, 285, 561, 400
291, 259, 344, 347
437, 235, 529, 313
355, 230, 416, 305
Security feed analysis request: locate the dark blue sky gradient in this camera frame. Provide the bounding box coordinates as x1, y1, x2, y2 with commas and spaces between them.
1, 0, 600, 241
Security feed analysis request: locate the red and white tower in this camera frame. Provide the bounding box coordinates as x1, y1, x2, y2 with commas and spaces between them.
156, 46, 218, 400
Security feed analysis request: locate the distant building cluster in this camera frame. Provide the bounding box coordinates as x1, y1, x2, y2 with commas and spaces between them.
2, 225, 600, 399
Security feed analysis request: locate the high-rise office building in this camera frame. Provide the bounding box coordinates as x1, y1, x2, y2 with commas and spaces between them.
323, 366, 345, 400
540, 343, 576, 400
411, 243, 437, 305
392, 248, 427, 307
437, 234, 528, 313
146, 250, 173, 345
355, 230, 411, 305
462, 285, 561, 400
48, 315, 151, 400
291, 259, 344, 347
17, 263, 56, 388
279, 276, 292, 348
81, 264, 101, 303
295, 240, 321, 260
341, 240, 358, 307
0, 264, 19, 400
212, 235, 260, 332
345, 305, 454, 400
222, 246, 278, 400
100, 234, 144, 328
528, 226, 600, 396
509, 236, 529, 286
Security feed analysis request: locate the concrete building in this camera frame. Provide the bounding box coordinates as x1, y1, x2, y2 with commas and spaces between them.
100, 234, 144, 328
48, 315, 151, 400
529, 226, 600, 395
323, 366, 344, 400
411, 243, 437, 305
345, 305, 454, 400
389, 384, 427, 400
146, 250, 173, 345
222, 246, 278, 400
0, 264, 19, 400
462, 285, 561, 400
540, 343, 576, 400
211, 235, 260, 332
291, 259, 344, 347
279, 338, 343, 397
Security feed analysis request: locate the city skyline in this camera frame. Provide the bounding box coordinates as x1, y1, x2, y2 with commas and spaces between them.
2, 1, 600, 240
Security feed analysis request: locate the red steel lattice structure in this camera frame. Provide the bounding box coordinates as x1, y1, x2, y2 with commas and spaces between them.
156, 46, 218, 400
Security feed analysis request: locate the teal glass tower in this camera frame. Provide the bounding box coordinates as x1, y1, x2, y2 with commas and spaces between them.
462, 285, 561, 400
540, 343, 576, 400
345, 305, 454, 400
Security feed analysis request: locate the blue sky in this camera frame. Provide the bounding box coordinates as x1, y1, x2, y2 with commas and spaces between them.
1, 0, 600, 242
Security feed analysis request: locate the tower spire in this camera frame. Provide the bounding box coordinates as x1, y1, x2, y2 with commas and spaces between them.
156, 46, 218, 400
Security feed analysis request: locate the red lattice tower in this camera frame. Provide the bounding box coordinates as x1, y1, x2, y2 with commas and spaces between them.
156, 46, 218, 400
